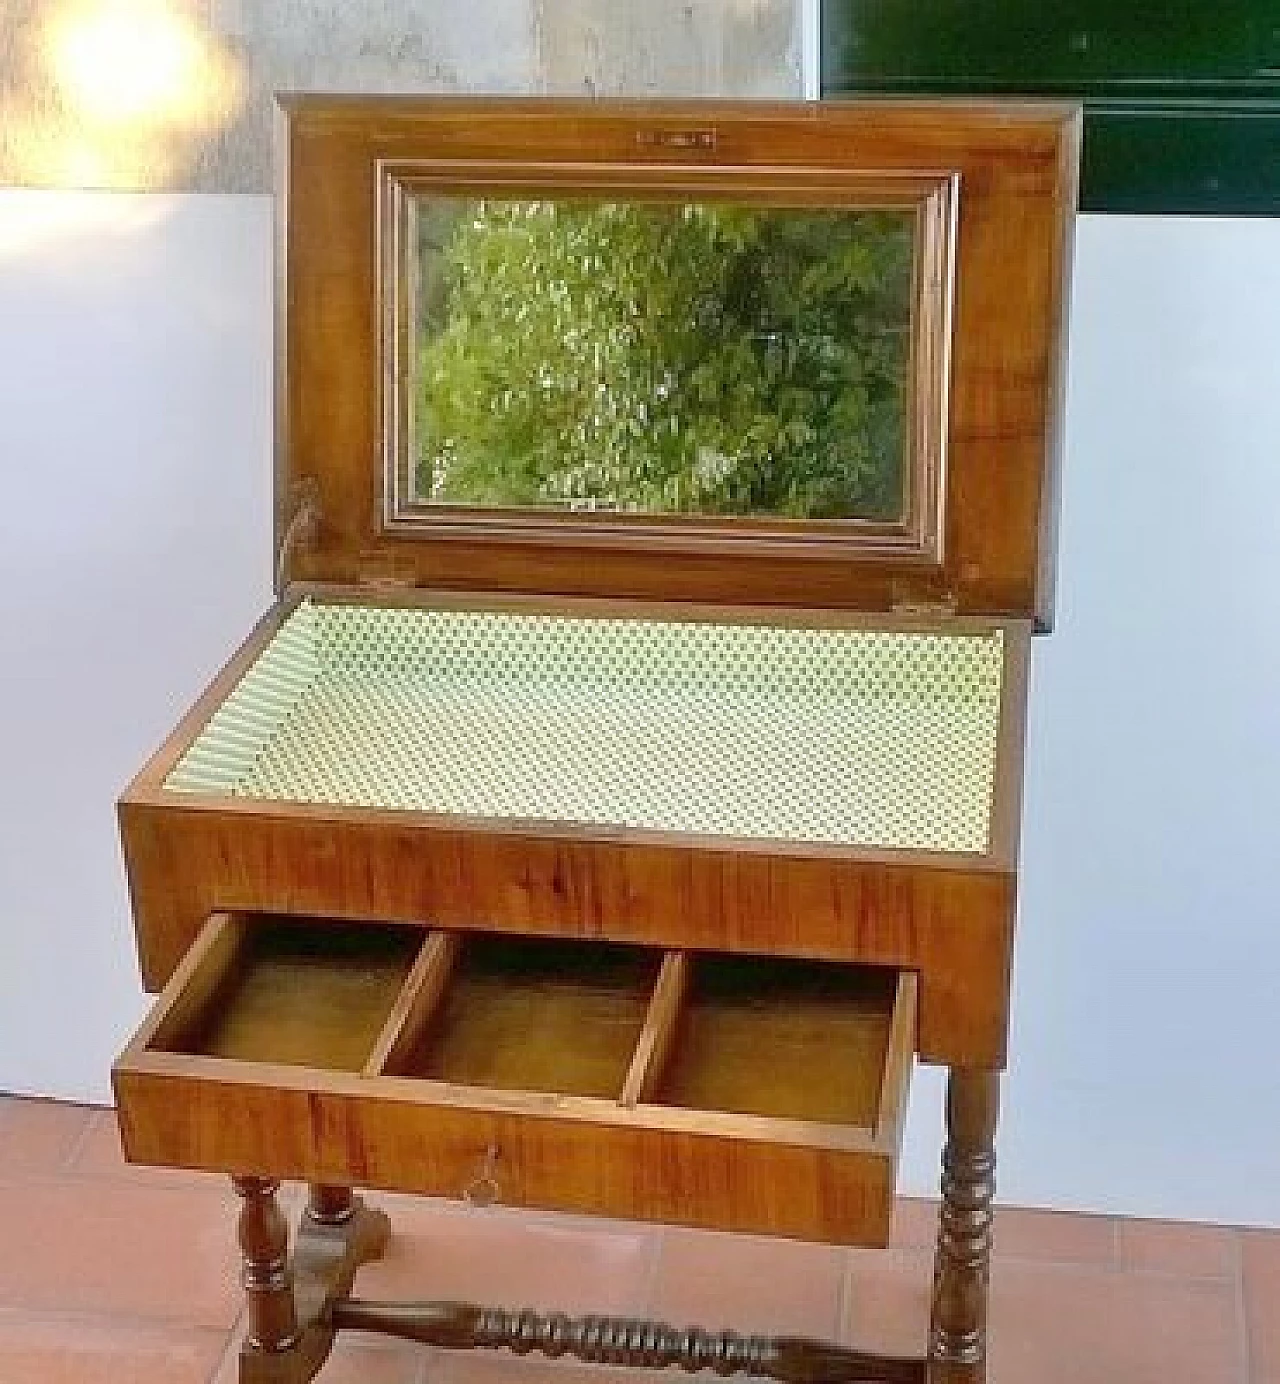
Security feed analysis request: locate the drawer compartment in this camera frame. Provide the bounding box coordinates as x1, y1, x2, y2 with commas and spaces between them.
153, 916, 422, 1071
654, 954, 899, 1126
390, 935, 660, 1099
115, 915, 916, 1245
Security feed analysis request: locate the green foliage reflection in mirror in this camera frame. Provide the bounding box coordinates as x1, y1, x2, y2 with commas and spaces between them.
411, 198, 915, 522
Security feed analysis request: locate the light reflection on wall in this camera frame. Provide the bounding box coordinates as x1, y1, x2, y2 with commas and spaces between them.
0, 189, 169, 257
3, 0, 242, 189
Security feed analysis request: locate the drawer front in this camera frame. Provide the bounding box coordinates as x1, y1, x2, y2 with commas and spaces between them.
115, 1069, 899, 1244
114, 914, 915, 1247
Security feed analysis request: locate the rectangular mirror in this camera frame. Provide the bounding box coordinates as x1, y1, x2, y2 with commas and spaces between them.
414, 197, 913, 521
380, 167, 956, 564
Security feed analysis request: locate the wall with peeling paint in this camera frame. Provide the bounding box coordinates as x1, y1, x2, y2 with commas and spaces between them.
0, 0, 802, 192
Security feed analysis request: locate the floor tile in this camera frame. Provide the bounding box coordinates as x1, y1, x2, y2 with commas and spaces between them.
988, 1259, 1244, 1384
648, 1226, 846, 1337
350, 1196, 658, 1317
431, 1354, 638, 1384
0, 1096, 95, 1178
993, 1207, 1117, 1266
211, 1317, 425, 1383
889, 1197, 938, 1252
0, 1101, 1267, 1384
65, 1110, 221, 1192
840, 1248, 932, 1360
295, 1338, 424, 1384
1243, 1228, 1280, 1382
1118, 1218, 1238, 1278
0, 1313, 225, 1384
0, 1181, 240, 1328
891, 1201, 1119, 1265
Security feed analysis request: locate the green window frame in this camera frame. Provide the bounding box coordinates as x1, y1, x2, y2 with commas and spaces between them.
821, 0, 1280, 214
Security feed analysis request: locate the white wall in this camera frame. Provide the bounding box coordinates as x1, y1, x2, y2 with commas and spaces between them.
0, 191, 273, 1096
1, 193, 1277, 1227
897, 215, 1280, 1225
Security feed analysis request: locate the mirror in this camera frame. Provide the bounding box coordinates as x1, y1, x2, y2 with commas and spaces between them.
404, 196, 917, 524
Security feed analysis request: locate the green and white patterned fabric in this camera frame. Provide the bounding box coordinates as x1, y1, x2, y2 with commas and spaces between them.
165, 600, 1005, 853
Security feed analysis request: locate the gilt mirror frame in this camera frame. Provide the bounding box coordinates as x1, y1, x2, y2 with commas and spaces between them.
377, 162, 957, 566
276, 98, 1078, 623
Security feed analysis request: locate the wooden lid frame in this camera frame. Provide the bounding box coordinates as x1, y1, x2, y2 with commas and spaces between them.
276, 97, 1079, 626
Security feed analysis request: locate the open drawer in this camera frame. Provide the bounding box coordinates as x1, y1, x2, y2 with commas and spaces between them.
114, 914, 916, 1246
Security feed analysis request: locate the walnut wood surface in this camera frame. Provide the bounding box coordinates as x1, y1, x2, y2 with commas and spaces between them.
620, 950, 690, 1107
113, 919, 917, 1245
234, 1177, 299, 1355
305, 1185, 356, 1227
655, 955, 897, 1126
238, 1193, 390, 1384
277, 97, 1078, 627
160, 919, 421, 1072
362, 931, 459, 1078
223, 1190, 924, 1384
118, 1061, 900, 1244
121, 801, 1012, 1066
928, 1069, 999, 1383
392, 935, 659, 1099
331, 1299, 926, 1383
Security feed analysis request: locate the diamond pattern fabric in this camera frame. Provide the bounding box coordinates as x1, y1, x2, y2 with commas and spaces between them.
165, 600, 1005, 853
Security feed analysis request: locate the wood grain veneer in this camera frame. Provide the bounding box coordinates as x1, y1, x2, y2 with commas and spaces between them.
391, 935, 659, 1099
119, 587, 1025, 1068
655, 955, 899, 1127
114, 915, 917, 1246
156, 918, 422, 1071
276, 97, 1078, 628
120, 799, 1012, 1066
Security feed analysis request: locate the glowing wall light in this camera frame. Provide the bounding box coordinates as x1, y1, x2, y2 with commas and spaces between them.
48, 0, 227, 128
4, 0, 243, 189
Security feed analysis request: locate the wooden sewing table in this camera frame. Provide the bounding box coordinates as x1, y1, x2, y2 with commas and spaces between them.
111, 98, 1079, 1384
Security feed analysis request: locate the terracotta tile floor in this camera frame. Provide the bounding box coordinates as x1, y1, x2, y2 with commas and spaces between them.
0, 1094, 1273, 1383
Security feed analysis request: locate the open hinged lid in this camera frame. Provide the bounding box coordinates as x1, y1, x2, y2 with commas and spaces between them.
276, 97, 1079, 625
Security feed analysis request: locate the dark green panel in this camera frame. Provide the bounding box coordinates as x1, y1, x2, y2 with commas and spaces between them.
822, 0, 1280, 213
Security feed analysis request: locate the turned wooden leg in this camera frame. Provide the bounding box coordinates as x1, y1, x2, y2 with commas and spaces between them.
928, 1068, 999, 1384
306, 1185, 356, 1226
232, 1180, 391, 1384
233, 1177, 300, 1356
